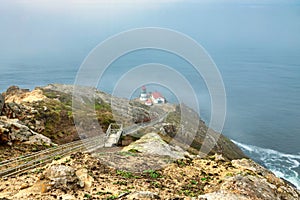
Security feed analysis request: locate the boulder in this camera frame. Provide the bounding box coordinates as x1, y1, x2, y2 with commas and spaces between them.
75, 168, 94, 190
122, 132, 189, 159
43, 165, 78, 190
42, 164, 94, 192
24, 133, 53, 146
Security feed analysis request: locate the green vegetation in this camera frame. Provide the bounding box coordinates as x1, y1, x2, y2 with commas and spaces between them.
225, 172, 233, 177
180, 189, 196, 197
53, 155, 62, 160
143, 169, 162, 179
128, 149, 140, 153
31, 88, 116, 144
116, 170, 139, 179
96, 191, 112, 195
33, 168, 43, 174
113, 180, 127, 185
84, 193, 92, 199
175, 159, 187, 167
119, 189, 131, 195
106, 195, 118, 200
163, 105, 246, 160
94, 101, 111, 111
151, 181, 161, 188
201, 177, 207, 181
190, 180, 198, 185
118, 151, 137, 157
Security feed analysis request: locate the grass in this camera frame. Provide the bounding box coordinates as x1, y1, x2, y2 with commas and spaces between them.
116, 170, 139, 179
106, 195, 118, 200
96, 191, 112, 195
190, 180, 198, 185
118, 151, 137, 157
151, 181, 161, 188
225, 172, 233, 177
113, 181, 127, 185
128, 148, 140, 153
33, 168, 43, 174
54, 155, 62, 160
180, 189, 196, 197
94, 102, 111, 111
175, 159, 187, 167
84, 193, 92, 199
201, 177, 208, 181
143, 169, 162, 179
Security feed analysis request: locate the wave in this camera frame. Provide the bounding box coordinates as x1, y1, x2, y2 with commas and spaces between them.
232, 140, 300, 190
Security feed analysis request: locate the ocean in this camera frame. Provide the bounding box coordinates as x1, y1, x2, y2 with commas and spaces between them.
0, 46, 299, 189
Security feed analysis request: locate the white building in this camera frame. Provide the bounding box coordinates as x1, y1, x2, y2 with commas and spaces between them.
139, 86, 148, 101
151, 91, 165, 104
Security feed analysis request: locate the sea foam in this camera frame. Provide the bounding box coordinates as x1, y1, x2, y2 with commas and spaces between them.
232, 140, 300, 190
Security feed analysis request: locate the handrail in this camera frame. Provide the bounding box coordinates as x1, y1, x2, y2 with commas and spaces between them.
0, 111, 169, 178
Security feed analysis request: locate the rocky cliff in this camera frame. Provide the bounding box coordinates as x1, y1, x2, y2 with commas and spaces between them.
0, 150, 299, 199
0, 84, 299, 199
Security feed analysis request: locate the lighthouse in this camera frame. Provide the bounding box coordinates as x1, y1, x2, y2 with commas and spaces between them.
139, 86, 147, 101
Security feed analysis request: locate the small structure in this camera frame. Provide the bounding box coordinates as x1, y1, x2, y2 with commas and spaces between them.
145, 99, 153, 106
138, 86, 166, 105
105, 123, 123, 147
151, 91, 165, 104
139, 86, 148, 101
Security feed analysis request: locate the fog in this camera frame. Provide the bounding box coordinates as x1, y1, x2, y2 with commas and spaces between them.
1, 0, 299, 65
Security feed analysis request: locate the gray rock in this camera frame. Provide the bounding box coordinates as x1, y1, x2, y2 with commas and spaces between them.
25, 133, 53, 146
0, 116, 54, 146
126, 191, 160, 199
43, 165, 78, 189
43, 164, 94, 192
122, 132, 189, 159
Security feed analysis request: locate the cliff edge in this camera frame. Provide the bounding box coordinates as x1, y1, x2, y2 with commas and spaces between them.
0, 84, 299, 199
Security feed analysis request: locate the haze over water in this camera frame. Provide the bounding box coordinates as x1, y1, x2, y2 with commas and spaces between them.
1, 0, 300, 188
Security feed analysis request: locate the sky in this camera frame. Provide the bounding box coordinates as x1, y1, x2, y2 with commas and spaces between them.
1, 0, 299, 66
1, 0, 300, 189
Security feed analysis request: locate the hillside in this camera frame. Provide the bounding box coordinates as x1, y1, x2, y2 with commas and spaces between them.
0, 84, 299, 199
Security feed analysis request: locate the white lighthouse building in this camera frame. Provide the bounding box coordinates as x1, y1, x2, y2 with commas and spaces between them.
139, 86, 148, 101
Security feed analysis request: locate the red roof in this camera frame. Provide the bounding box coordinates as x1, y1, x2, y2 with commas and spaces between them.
152, 91, 163, 99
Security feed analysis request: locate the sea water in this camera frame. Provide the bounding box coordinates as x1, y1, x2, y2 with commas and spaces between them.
0, 47, 299, 189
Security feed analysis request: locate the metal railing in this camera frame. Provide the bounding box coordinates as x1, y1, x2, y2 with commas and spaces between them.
0, 111, 169, 178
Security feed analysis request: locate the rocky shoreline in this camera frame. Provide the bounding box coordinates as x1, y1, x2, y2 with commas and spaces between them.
0, 84, 299, 199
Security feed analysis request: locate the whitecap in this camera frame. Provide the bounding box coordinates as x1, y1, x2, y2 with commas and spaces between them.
232, 140, 300, 190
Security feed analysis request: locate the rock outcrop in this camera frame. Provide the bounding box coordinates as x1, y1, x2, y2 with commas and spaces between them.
0, 116, 54, 146
0, 84, 299, 199
0, 152, 299, 200
43, 165, 79, 190
4, 86, 46, 104
1, 85, 90, 145
122, 132, 190, 159
1, 84, 245, 161
162, 105, 246, 160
